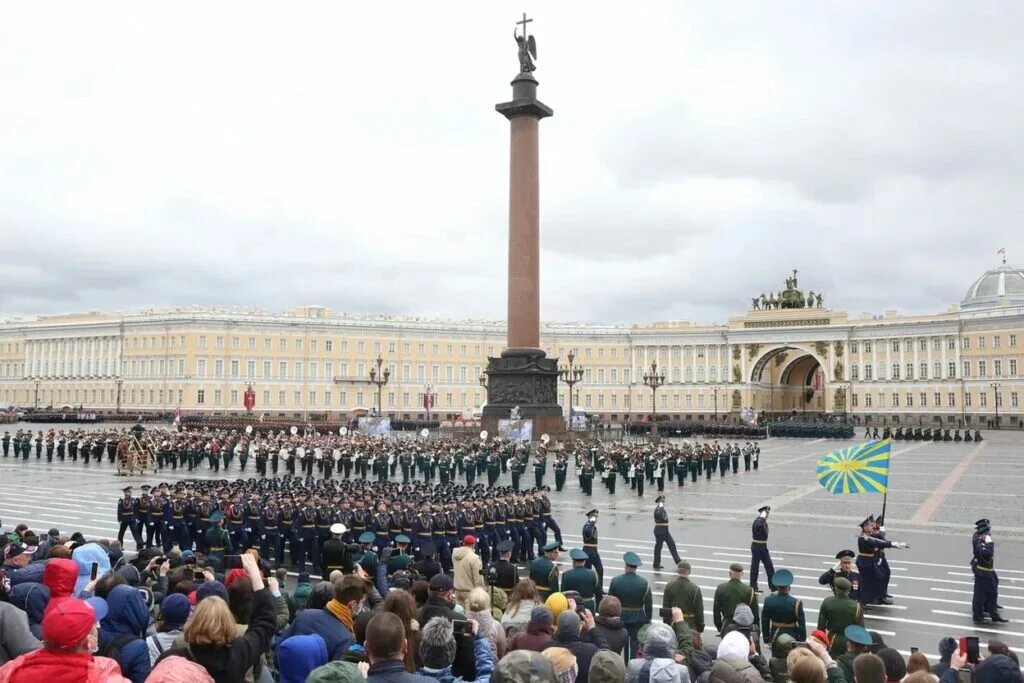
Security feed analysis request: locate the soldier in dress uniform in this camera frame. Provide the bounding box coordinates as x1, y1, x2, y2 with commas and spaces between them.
487, 539, 520, 600
661, 560, 704, 634
582, 508, 604, 590
971, 518, 1008, 624
320, 522, 349, 579
750, 505, 775, 593
855, 515, 908, 606
713, 563, 759, 637
819, 550, 860, 600
205, 510, 232, 571
1, 431, 9, 457
760, 568, 805, 645
116, 486, 141, 548
608, 552, 652, 658
816, 576, 863, 657
387, 535, 415, 575
529, 542, 561, 602
553, 453, 567, 492
652, 495, 682, 570
561, 548, 600, 613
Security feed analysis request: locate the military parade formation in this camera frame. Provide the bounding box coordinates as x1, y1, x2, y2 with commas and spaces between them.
2, 422, 1011, 630
863, 424, 984, 442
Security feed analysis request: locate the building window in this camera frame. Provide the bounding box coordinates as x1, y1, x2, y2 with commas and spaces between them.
264, 338, 271, 351
309, 391, 317, 406
919, 338, 927, 351
198, 336, 207, 349
850, 342, 858, 354
310, 340, 317, 352
906, 393, 913, 407
962, 337, 970, 350
978, 361, 986, 377
948, 393, 955, 407
295, 339, 303, 352
962, 361, 970, 378
214, 360, 224, 377
865, 394, 872, 407
263, 360, 271, 377
1010, 359, 1018, 376
325, 391, 332, 405
279, 391, 286, 406
864, 363, 873, 380
851, 364, 859, 380
980, 392, 988, 408
197, 389, 205, 404
230, 390, 238, 406
948, 337, 956, 350
965, 393, 972, 407
948, 361, 956, 378
309, 361, 318, 380
232, 337, 239, 350
279, 361, 287, 379
934, 392, 940, 406
295, 362, 303, 379
1010, 334, 1017, 347
1011, 392, 1019, 408
216, 336, 224, 349
280, 338, 287, 351
864, 341, 872, 353
892, 393, 900, 407
325, 340, 333, 352
852, 393, 859, 407
197, 359, 207, 377
994, 360, 1002, 377
891, 363, 900, 380
231, 360, 239, 377
933, 337, 941, 351
993, 335, 1001, 348
294, 391, 301, 405
892, 340, 899, 352
919, 363, 927, 380
934, 361, 942, 378
905, 362, 913, 380
214, 390, 222, 405
263, 390, 270, 405
978, 336, 985, 349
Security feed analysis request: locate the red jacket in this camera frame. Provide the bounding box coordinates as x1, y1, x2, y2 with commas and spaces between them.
43, 559, 79, 610
0, 650, 129, 683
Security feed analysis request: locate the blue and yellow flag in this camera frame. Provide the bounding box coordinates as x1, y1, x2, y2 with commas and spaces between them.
816, 439, 891, 494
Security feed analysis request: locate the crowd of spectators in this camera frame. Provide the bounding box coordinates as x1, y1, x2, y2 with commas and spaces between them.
1, 522, 1021, 683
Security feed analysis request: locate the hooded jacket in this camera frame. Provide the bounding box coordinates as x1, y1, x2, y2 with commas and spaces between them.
8, 582, 48, 638
593, 615, 627, 656
451, 548, 483, 602
307, 660, 368, 683
99, 584, 152, 683
466, 609, 506, 662
278, 634, 329, 683
72, 544, 112, 597
0, 651, 130, 683
541, 614, 609, 683
626, 622, 691, 683
43, 559, 78, 605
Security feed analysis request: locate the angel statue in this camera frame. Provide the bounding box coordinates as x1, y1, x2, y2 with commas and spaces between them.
515, 26, 537, 73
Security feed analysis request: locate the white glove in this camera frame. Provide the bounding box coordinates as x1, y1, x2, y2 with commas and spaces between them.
832, 561, 842, 572
984, 535, 992, 544
895, 542, 908, 549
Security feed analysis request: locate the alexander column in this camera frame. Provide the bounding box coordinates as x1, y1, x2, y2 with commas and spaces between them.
482, 13, 563, 439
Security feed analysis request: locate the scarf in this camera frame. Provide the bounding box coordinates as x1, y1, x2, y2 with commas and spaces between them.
325, 599, 355, 633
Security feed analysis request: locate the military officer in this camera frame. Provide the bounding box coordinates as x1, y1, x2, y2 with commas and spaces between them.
855, 515, 907, 606
760, 568, 805, 645
582, 509, 604, 590
387, 535, 415, 574
652, 495, 682, 570
972, 518, 1008, 624
713, 563, 759, 636
661, 560, 704, 634
205, 510, 233, 571
816, 576, 864, 657
487, 540, 520, 598
116, 486, 141, 548
819, 550, 860, 600
750, 505, 775, 593
529, 541, 561, 602
553, 453, 568, 492
320, 522, 349, 579
608, 552, 652, 658
561, 548, 600, 614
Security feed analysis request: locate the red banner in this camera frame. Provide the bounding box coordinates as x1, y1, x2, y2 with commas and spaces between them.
244, 386, 256, 411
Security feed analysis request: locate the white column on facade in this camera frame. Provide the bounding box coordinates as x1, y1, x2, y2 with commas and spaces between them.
703, 345, 710, 383
940, 336, 947, 378
912, 337, 919, 381
925, 337, 932, 380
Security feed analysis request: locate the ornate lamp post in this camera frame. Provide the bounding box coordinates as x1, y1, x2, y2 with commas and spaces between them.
115, 376, 124, 415
643, 361, 666, 442
559, 350, 584, 435
368, 356, 390, 416
33, 378, 40, 409
990, 381, 1002, 429
710, 384, 722, 421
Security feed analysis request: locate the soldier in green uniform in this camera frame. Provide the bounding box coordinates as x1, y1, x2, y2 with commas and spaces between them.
836, 624, 874, 683
553, 453, 568, 492
387, 534, 415, 574
661, 560, 704, 635
816, 576, 864, 657
204, 510, 233, 572
713, 563, 759, 636
560, 548, 600, 614
608, 551, 653, 658
528, 541, 561, 602
760, 568, 806, 645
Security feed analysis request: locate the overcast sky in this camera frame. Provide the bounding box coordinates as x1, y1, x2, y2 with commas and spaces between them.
1, 2, 1022, 325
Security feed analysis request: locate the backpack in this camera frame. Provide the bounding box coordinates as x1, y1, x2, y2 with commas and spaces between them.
99, 633, 139, 662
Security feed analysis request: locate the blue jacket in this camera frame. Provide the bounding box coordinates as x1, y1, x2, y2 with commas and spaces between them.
278, 608, 354, 662
278, 633, 329, 683
5, 561, 46, 587
99, 584, 152, 683
368, 658, 436, 683
9, 581, 49, 638
417, 633, 494, 683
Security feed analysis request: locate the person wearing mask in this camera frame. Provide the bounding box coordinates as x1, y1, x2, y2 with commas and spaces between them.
365, 612, 434, 683
626, 621, 692, 683
146, 593, 191, 665
0, 597, 129, 682
279, 574, 367, 661
278, 634, 329, 683
157, 553, 277, 683
98, 584, 153, 683
541, 611, 608, 683
417, 615, 494, 683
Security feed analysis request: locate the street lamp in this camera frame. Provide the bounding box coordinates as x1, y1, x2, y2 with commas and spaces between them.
559, 350, 584, 434
368, 355, 390, 417
643, 361, 666, 441
990, 381, 1002, 429
115, 376, 124, 415
33, 378, 40, 410
710, 384, 722, 421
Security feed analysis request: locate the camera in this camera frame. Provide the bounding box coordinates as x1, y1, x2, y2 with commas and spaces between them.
659, 607, 675, 624
223, 555, 243, 569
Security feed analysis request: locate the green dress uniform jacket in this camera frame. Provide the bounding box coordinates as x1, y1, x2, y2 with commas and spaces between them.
529, 557, 560, 601
816, 594, 864, 657
560, 566, 601, 613
713, 578, 759, 634
761, 592, 806, 643
662, 576, 705, 634
608, 572, 653, 625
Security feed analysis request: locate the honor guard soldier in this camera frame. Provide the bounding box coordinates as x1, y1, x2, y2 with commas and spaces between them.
760, 568, 805, 645
553, 453, 568, 492
816, 576, 863, 657
259, 497, 283, 566
731, 446, 739, 474
837, 625, 874, 683
971, 518, 1008, 624
561, 548, 600, 614
662, 560, 704, 634
320, 523, 349, 579
819, 550, 860, 600
714, 563, 759, 637
205, 510, 232, 571
582, 509, 604, 590
116, 486, 141, 548
750, 505, 775, 593
529, 542, 561, 602
855, 515, 907, 606
652, 495, 682, 570
1, 431, 8, 457
608, 552, 652, 658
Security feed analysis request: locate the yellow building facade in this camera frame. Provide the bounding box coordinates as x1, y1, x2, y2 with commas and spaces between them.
1, 265, 1022, 428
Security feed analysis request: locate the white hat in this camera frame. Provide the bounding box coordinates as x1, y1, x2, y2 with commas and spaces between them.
330, 523, 347, 535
